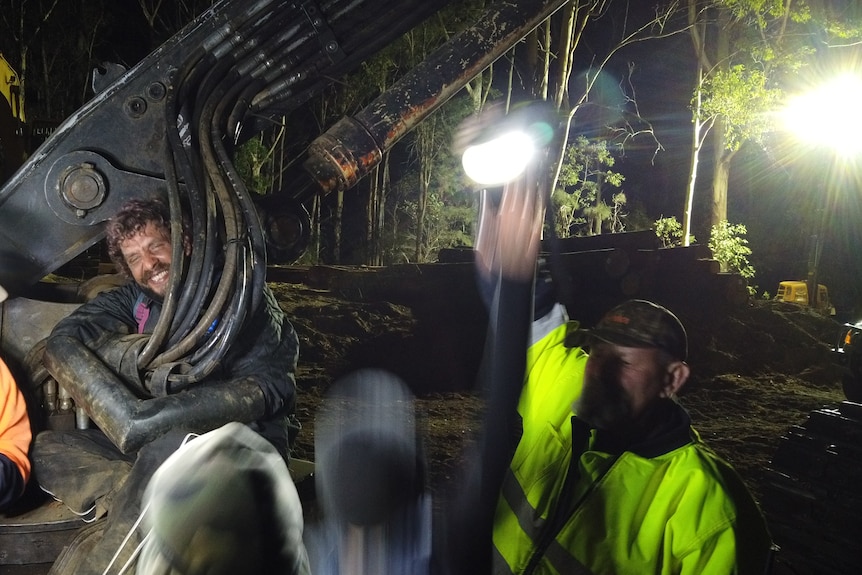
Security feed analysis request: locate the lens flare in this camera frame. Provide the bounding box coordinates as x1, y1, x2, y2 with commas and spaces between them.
783, 74, 862, 157
461, 130, 535, 186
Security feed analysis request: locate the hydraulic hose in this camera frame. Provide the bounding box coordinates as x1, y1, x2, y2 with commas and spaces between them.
45, 335, 266, 453
130, 0, 458, 388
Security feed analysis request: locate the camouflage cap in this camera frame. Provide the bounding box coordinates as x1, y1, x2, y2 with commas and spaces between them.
583, 299, 687, 360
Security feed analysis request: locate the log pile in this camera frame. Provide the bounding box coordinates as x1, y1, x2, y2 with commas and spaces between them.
271, 230, 749, 328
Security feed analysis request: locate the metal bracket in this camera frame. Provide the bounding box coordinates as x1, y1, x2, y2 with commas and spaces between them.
301, 0, 346, 64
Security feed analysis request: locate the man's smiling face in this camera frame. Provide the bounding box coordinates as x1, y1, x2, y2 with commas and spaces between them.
120, 221, 173, 300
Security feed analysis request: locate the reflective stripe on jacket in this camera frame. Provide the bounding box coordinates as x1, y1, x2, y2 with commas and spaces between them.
492, 304, 772, 575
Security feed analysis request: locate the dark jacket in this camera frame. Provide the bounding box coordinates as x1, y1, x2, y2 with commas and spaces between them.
50, 281, 299, 456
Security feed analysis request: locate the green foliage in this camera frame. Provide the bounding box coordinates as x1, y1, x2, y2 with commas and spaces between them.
719, 0, 811, 27
392, 187, 476, 263
701, 65, 781, 151
653, 216, 695, 248
553, 136, 625, 237
708, 220, 755, 282
551, 187, 586, 237
233, 136, 272, 194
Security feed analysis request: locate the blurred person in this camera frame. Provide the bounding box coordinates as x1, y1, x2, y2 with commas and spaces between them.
461, 130, 774, 574
31, 197, 300, 575
0, 283, 32, 511
305, 369, 433, 575
135, 422, 310, 575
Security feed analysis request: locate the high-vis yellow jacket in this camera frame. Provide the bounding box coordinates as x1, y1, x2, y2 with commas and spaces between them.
492, 304, 773, 575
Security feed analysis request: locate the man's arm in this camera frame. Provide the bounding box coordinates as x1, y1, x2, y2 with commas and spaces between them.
221, 285, 299, 418
42, 284, 297, 454
50, 283, 139, 347
445, 157, 548, 573
44, 334, 267, 453
0, 357, 31, 510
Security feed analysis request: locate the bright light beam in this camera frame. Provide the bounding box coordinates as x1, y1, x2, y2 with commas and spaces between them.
782, 74, 862, 157
461, 130, 535, 186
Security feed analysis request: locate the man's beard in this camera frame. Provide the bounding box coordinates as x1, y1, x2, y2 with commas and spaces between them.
137, 282, 165, 302
137, 263, 170, 302
573, 374, 633, 430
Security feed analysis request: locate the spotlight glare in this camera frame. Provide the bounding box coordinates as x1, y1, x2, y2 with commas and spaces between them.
783, 74, 862, 156
462, 130, 535, 186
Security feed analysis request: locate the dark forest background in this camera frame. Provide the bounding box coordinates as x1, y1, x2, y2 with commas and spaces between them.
2, 0, 862, 318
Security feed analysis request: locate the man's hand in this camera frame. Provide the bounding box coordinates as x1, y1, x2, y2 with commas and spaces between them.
474, 162, 544, 283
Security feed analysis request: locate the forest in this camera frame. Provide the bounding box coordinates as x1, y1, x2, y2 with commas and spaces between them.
2, 0, 862, 314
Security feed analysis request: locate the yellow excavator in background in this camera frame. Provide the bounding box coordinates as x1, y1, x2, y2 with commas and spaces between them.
774, 280, 836, 316
0, 52, 27, 183
1, 53, 58, 185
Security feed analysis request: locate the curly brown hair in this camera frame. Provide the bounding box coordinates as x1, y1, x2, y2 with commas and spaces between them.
106, 198, 187, 278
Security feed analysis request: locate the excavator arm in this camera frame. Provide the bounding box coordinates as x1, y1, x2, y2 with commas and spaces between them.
0, 0, 568, 388
1, 0, 459, 295
0, 0, 568, 296
0, 0, 570, 393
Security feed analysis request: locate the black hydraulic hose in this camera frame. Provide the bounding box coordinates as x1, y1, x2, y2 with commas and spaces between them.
148, 184, 241, 366
152, 4, 267, 362
248, 1, 440, 114
166, 37, 240, 340
143, 0, 412, 376
139, 70, 223, 369
197, 61, 253, 322
184, 245, 253, 381
179, 7, 300, 349
167, 194, 220, 348
134, 0, 296, 374
189, 12, 278, 132
211, 81, 270, 314
136, 27, 212, 370
226, 33, 318, 137
138, 79, 209, 369
248, 0, 379, 112
136, 89, 192, 370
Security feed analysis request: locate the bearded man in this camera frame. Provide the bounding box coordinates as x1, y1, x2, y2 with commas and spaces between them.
31, 197, 305, 575
468, 166, 775, 574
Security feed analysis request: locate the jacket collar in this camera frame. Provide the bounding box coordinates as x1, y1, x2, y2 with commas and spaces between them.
574, 400, 694, 459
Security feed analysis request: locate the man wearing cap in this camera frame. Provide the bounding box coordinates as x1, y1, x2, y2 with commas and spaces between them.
0, 284, 33, 511
474, 172, 774, 574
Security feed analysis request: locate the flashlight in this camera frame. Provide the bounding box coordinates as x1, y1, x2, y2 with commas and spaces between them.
460, 101, 558, 186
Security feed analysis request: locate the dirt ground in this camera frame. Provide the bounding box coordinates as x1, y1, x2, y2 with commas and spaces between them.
271, 273, 851, 574
4, 265, 853, 575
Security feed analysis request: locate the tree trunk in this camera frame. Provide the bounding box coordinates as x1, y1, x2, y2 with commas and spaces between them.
334, 188, 343, 263
370, 153, 391, 266
711, 130, 735, 229
684, 75, 703, 248
415, 155, 431, 262
552, 2, 576, 110
311, 194, 321, 264
366, 166, 379, 265
592, 169, 605, 235
709, 7, 732, 229
685, 0, 711, 247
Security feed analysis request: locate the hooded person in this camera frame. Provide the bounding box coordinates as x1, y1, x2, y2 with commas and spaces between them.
305, 368, 433, 575
134, 421, 310, 575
